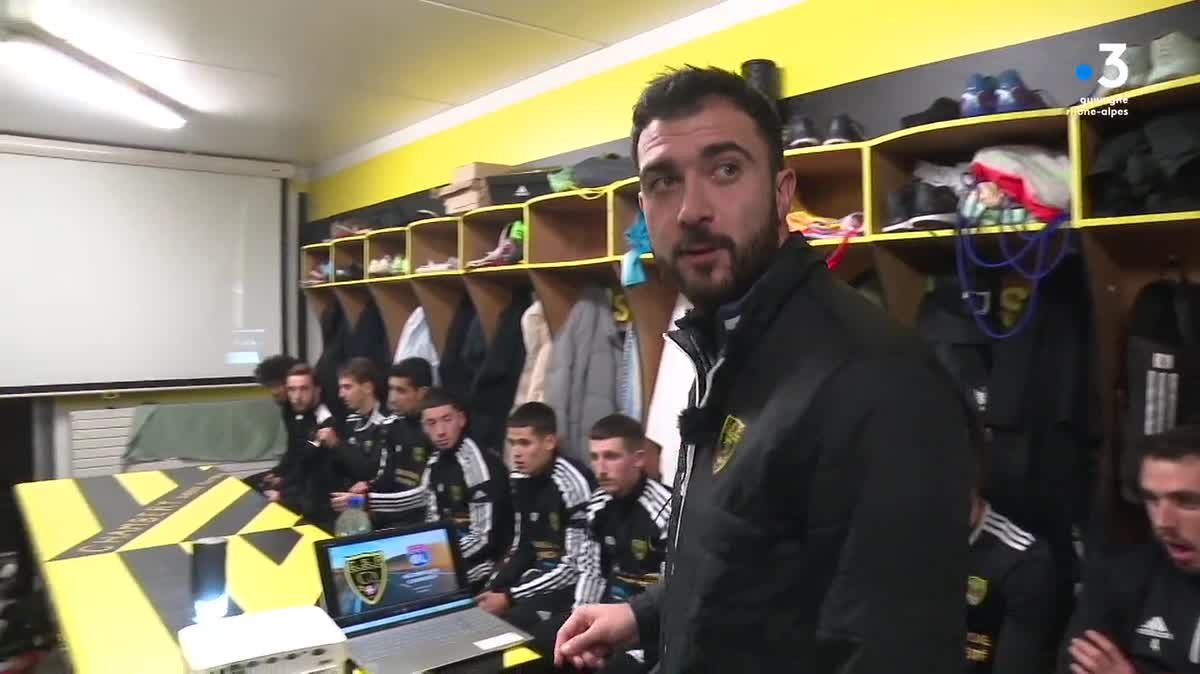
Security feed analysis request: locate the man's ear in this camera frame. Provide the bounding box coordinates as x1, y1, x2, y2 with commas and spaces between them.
545, 432, 559, 449
775, 167, 796, 231
417, 386, 430, 398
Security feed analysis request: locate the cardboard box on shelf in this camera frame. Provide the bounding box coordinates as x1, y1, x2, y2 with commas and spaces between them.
432, 170, 556, 214
452, 162, 512, 183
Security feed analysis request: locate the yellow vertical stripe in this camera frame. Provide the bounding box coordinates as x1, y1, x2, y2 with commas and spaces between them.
118, 478, 250, 552
43, 554, 181, 674
112, 470, 178, 506
14, 481, 101, 562
237, 502, 303, 535
226, 525, 329, 614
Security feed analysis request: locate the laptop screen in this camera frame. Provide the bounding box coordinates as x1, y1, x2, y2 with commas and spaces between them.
320, 526, 470, 633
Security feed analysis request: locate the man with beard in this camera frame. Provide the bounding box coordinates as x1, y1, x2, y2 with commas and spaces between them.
1061, 425, 1200, 674
555, 66, 973, 673
266, 363, 337, 526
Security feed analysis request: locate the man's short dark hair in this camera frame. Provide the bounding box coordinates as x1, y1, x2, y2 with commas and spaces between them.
1144, 425, 1200, 461
631, 65, 783, 175
390, 358, 433, 388
589, 414, 645, 453
420, 387, 466, 415
508, 402, 557, 436
286, 362, 316, 385
338, 357, 378, 385
254, 354, 298, 386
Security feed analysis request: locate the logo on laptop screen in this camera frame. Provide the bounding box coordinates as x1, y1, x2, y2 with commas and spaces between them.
407, 544, 431, 567
344, 551, 388, 605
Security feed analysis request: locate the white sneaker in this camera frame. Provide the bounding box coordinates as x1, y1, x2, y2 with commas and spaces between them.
1147, 31, 1200, 86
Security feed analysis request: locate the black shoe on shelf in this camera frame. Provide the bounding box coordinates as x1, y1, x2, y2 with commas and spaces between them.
824, 114, 864, 144
901, 97, 961, 128
884, 184, 915, 231
908, 182, 961, 228
784, 115, 823, 148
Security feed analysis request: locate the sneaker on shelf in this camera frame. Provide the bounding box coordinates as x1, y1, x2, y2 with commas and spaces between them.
960, 74, 998, 117
798, 212, 864, 239
783, 116, 822, 148
367, 258, 382, 276
392, 255, 408, 275
1147, 31, 1200, 85
906, 183, 961, 229
415, 257, 460, 273
901, 97, 960, 128
883, 184, 916, 232
995, 70, 1047, 113
913, 160, 974, 197
1095, 44, 1151, 97
824, 114, 864, 144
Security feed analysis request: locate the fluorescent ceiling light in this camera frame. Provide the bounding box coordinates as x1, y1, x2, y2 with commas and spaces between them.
0, 21, 187, 130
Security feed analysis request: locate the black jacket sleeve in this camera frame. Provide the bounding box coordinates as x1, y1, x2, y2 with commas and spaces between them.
815, 356, 972, 674
1055, 547, 1146, 674
993, 540, 1058, 674
489, 482, 535, 593
630, 582, 662, 649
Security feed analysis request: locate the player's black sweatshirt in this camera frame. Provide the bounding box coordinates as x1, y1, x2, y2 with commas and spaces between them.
577, 474, 671, 607
489, 455, 596, 603
1059, 543, 1200, 674
331, 405, 387, 488
369, 437, 512, 584
369, 414, 431, 528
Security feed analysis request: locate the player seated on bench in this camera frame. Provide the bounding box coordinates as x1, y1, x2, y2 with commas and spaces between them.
332, 388, 513, 591
331, 357, 433, 529
543, 414, 671, 673
327, 357, 389, 494
476, 403, 597, 634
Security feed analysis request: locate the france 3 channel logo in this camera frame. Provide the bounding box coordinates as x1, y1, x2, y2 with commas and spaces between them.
1074, 43, 1131, 116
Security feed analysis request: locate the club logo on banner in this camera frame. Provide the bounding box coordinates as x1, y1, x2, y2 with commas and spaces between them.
345, 551, 388, 605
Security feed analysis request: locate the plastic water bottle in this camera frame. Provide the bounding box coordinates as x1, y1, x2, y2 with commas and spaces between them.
335, 495, 372, 536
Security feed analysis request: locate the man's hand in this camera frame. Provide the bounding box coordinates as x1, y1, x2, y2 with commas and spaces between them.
330, 492, 357, 512
1069, 630, 1137, 674
264, 489, 281, 503
475, 591, 511, 616
554, 603, 638, 670
262, 472, 280, 488
349, 481, 370, 495
316, 427, 338, 447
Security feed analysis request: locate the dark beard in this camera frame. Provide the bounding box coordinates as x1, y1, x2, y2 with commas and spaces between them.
665, 198, 781, 310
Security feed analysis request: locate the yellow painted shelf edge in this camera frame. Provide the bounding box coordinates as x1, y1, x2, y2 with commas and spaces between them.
464, 263, 530, 275
463, 203, 526, 218
301, 242, 332, 251
1074, 73, 1200, 112
1078, 210, 1200, 228
870, 107, 1068, 146
409, 269, 465, 278
366, 274, 411, 284
526, 188, 609, 207
331, 235, 367, 244
408, 216, 461, 229
785, 141, 866, 156
867, 222, 1049, 242
608, 176, 640, 192
366, 226, 407, 237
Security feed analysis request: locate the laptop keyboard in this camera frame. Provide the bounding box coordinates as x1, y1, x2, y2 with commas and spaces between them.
351, 610, 503, 664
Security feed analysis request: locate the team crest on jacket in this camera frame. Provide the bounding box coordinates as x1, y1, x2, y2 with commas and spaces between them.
713, 415, 746, 474
631, 538, 648, 561
344, 551, 388, 605
549, 512, 560, 531
451, 485, 463, 502
413, 446, 426, 463
966, 575, 988, 606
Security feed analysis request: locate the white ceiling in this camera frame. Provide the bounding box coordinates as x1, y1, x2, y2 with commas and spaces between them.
0, 0, 719, 165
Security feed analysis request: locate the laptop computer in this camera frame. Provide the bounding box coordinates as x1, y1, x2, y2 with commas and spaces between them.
315, 522, 531, 673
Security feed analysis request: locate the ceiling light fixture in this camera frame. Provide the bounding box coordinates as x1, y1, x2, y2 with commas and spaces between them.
0, 20, 188, 130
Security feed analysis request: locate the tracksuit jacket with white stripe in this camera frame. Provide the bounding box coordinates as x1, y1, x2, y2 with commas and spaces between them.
488, 455, 597, 604
578, 474, 671, 607
629, 235, 974, 673
368, 436, 512, 583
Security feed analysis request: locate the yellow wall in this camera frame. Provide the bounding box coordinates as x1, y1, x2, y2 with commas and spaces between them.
309, 0, 1186, 219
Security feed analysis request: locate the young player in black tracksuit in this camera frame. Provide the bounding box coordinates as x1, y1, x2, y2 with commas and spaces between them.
477, 403, 596, 632
1060, 425, 1200, 674
263, 363, 339, 527
534, 414, 669, 673
325, 358, 390, 494
965, 495, 1057, 674
352, 388, 513, 590
331, 358, 434, 529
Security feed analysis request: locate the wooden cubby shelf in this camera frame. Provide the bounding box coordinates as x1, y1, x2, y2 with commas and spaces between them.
301, 73, 1200, 427
365, 226, 408, 279
408, 216, 462, 274
527, 189, 609, 264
